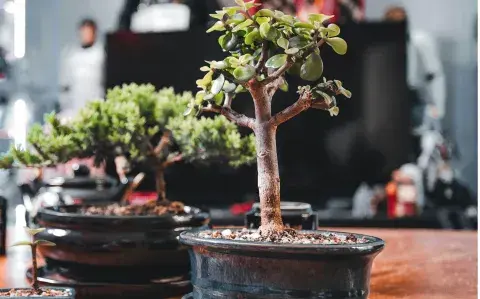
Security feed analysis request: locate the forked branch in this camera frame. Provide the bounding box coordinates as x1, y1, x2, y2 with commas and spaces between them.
271, 91, 313, 126
202, 104, 255, 129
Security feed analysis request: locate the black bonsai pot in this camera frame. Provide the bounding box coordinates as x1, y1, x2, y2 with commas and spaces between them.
0, 287, 74, 298
179, 229, 384, 299
34, 205, 210, 282
245, 202, 318, 230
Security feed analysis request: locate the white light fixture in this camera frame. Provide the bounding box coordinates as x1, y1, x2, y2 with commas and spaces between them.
13, 0, 25, 58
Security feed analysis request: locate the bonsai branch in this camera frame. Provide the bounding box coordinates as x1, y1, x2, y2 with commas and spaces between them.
162, 153, 183, 168
255, 41, 269, 73
271, 91, 313, 126
202, 104, 255, 129
154, 131, 171, 155
262, 59, 294, 85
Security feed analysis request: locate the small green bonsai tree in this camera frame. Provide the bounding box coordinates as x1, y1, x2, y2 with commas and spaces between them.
188, 1, 351, 236
1, 84, 255, 210
11, 227, 56, 294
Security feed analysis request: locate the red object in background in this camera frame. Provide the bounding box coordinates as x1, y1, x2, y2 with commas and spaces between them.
386, 182, 397, 219
230, 200, 254, 215
385, 181, 417, 219
248, 0, 262, 14
294, 0, 365, 23
129, 192, 158, 205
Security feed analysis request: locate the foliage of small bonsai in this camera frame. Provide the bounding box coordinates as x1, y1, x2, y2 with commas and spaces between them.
10, 227, 56, 294
0, 84, 255, 206
188, 0, 351, 236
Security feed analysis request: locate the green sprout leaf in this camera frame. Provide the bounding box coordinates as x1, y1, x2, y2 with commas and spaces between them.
287, 62, 302, 76
265, 54, 288, 68
11, 241, 32, 247
233, 65, 256, 81
277, 37, 289, 50
200, 66, 210, 72
209, 60, 228, 70
211, 74, 225, 96
26, 227, 46, 236
326, 37, 347, 55
279, 80, 289, 92
34, 240, 56, 247
300, 52, 324, 81
232, 19, 254, 32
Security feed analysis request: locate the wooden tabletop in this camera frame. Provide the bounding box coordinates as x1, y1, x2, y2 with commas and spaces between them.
0, 228, 476, 299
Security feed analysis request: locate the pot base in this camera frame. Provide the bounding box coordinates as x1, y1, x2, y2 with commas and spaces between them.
27, 266, 190, 299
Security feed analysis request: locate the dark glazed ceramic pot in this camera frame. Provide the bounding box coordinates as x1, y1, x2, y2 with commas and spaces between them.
245, 202, 318, 230
0, 287, 75, 299
180, 229, 385, 299
34, 205, 210, 282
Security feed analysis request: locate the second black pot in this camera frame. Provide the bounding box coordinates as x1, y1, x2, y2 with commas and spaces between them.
34, 205, 210, 282
180, 229, 384, 299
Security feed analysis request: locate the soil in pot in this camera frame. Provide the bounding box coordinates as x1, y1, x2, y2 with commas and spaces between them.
0, 288, 73, 298
79, 200, 185, 216
202, 228, 368, 244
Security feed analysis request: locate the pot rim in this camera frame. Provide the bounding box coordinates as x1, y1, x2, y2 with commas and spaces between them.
37, 204, 208, 221
179, 229, 385, 255
0, 287, 75, 298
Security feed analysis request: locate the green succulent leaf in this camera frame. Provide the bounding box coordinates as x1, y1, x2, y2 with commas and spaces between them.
326, 37, 347, 55
256, 16, 270, 25
285, 47, 299, 55
256, 9, 274, 17
287, 61, 302, 76
245, 29, 261, 45
214, 91, 225, 105
308, 14, 334, 25
329, 106, 340, 116
300, 52, 324, 81
228, 13, 246, 24
233, 65, 256, 81
200, 66, 210, 72
235, 84, 247, 93
183, 104, 194, 116
34, 240, 56, 247
232, 19, 254, 32
259, 22, 271, 39
294, 22, 315, 30
234, 0, 245, 7
209, 60, 228, 70
223, 81, 237, 93
211, 74, 225, 95
279, 80, 289, 92
277, 37, 289, 50
322, 23, 340, 37
207, 21, 226, 33
26, 227, 46, 236
265, 54, 288, 68
289, 36, 310, 49
11, 241, 32, 247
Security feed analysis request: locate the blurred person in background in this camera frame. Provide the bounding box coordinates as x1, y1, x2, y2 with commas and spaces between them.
57, 18, 105, 178
59, 18, 105, 122
384, 6, 446, 134
117, 0, 221, 32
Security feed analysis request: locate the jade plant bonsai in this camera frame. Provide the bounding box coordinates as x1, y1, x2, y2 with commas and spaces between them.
187, 0, 351, 236
1, 84, 255, 215
0, 227, 72, 297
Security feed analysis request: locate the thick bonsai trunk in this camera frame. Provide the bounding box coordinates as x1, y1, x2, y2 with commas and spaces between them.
155, 167, 167, 203
252, 85, 284, 235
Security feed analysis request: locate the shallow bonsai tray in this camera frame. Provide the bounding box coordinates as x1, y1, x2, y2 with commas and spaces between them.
27, 266, 190, 299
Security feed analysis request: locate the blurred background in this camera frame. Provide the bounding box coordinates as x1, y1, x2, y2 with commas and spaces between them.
0, 0, 477, 230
